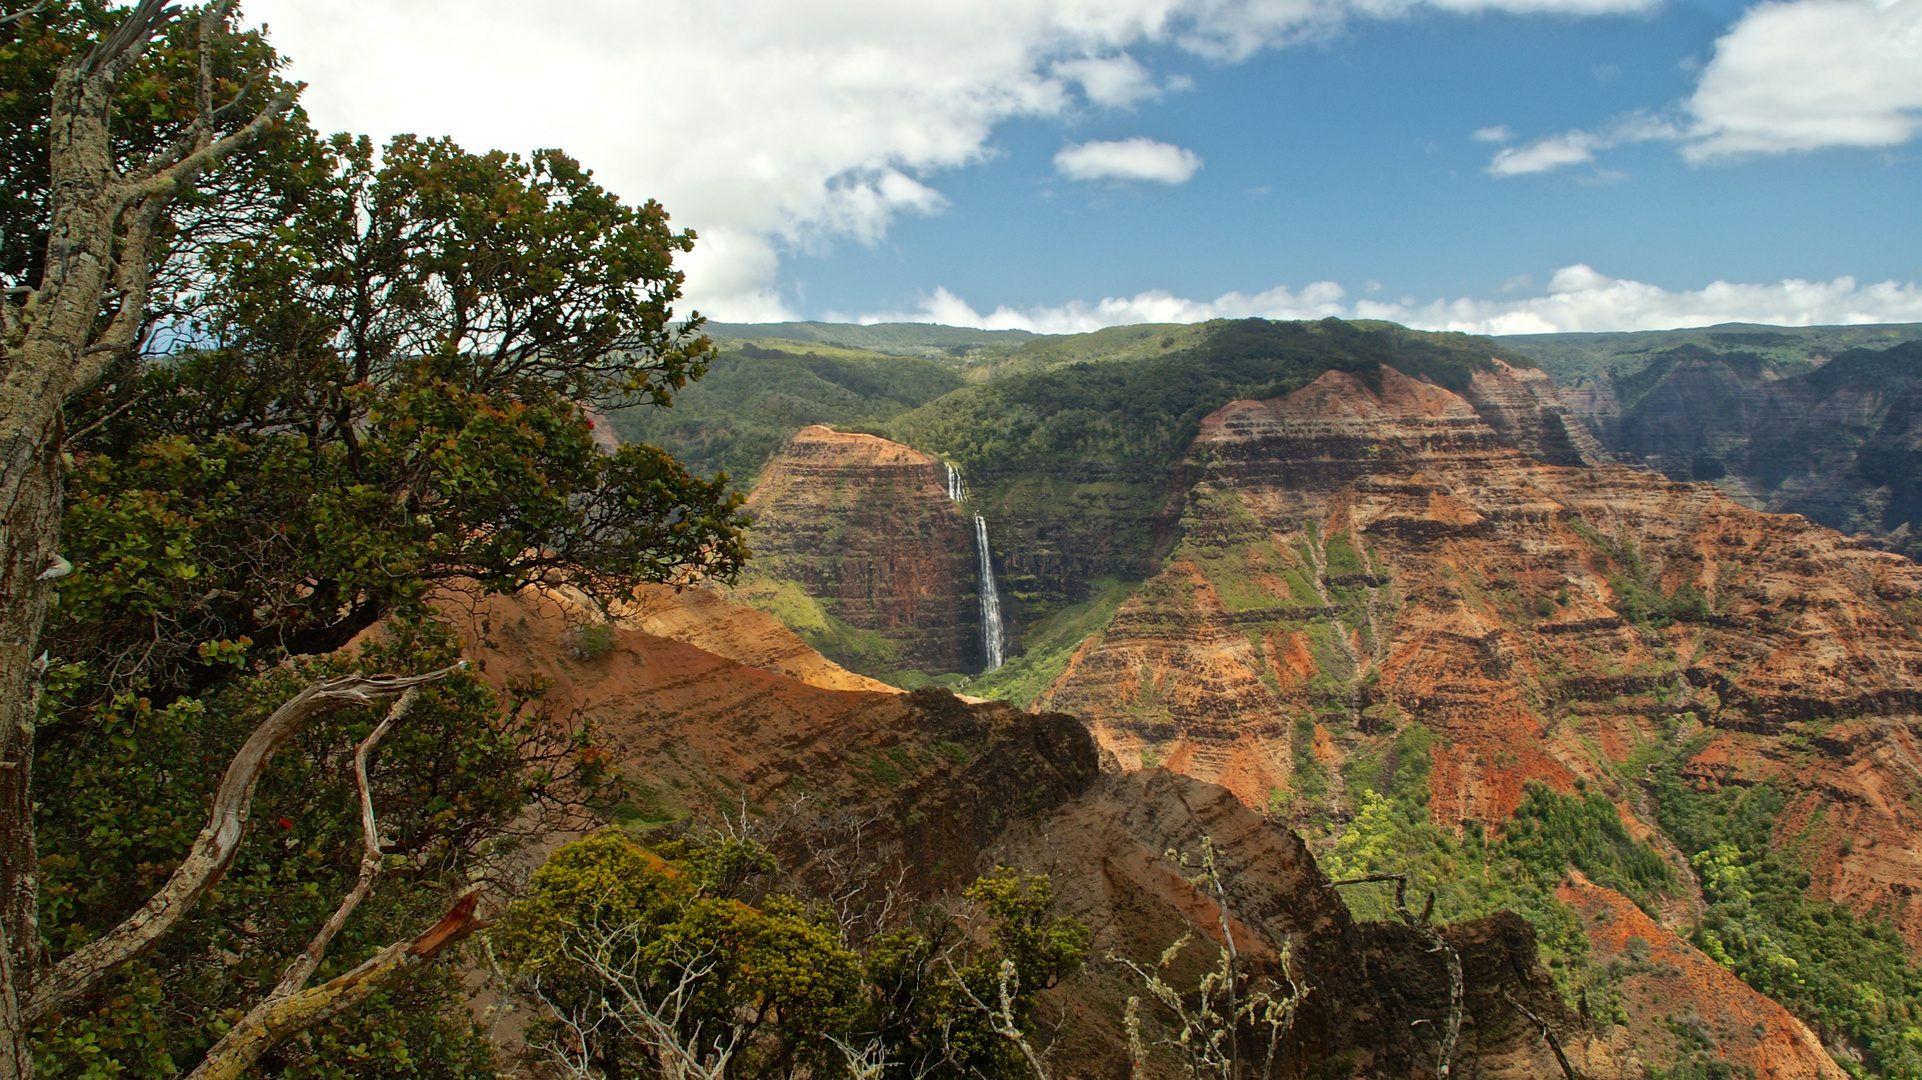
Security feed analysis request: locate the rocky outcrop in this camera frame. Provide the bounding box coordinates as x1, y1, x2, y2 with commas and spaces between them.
998, 770, 1603, 1079
454, 587, 1598, 1078
1041, 365, 1922, 940
1461, 356, 1606, 466
450, 585, 1090, 898
733, 424, 982, 677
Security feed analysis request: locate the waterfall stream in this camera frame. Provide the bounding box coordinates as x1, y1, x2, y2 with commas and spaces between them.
973, 513, 1005, 671
947, 462, 1004, 672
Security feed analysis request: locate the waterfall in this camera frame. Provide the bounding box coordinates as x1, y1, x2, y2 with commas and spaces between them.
945, 463, 965, 502
973, 513, 1005, 671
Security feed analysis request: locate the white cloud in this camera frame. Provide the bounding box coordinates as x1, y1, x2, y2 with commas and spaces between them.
1471, 125, 1514, 143
247, 0, 1666, 320
1055, 137, 1203, 183
1488, 131, 1601, 175
1491, 0, 1922, 173
1054, 54, 1160, 107
1487, 113, 1681, 175
1686, 0, 1922, 160
862, 266, 1922, 334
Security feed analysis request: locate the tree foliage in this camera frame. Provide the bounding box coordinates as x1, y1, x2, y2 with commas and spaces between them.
494, 832, 1088, 1080
7, 5, 747, 1076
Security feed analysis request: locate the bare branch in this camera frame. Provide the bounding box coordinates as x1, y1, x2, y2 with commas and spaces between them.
184, 891, 486, 1080
24, 667, 459, 1021
945, 957, 1051, 1080
1331, 873, 1462, 1077
267, 686, 420, 1001
70, 0, 174, 84
0, 1, 50, 28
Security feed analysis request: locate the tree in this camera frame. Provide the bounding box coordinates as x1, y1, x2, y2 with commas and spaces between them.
1, 2, 749, 1076
494, 834, 1090, 1080
0, 2, 298, 1072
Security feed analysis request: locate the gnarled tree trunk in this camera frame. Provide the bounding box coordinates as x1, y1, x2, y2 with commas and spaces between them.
0, 2, 294, 1074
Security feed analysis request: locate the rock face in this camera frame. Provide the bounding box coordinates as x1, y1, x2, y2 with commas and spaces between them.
1041, 365, 1922, 936
998, 769, 1600, 1079
733, 425, 983, 677
1591, 342, 1922, 559
451, 585, 1089, 899
454, 587, 1597, 1078
613, 582, 902, 694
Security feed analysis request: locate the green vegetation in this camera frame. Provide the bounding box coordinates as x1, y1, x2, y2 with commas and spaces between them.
890, 318, 1528, 479
1647, 740, 1922, 1079
1498, 323, 1922, 394
1325, 723, 1671, 1014
494, 831, 1088, 1079
705, 321, 1036, 357
605, 340, 967, 482
967, 577, 1138, 706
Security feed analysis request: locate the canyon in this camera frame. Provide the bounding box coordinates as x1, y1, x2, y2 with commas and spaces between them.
699, 321, 1922, 1076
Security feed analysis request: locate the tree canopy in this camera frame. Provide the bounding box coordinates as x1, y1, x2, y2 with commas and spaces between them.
0, 3, 748, 1076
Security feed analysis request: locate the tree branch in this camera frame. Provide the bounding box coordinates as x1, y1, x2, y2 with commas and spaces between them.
183, 891, 486, 1080
267, 686, 419, 1001
23, 666, 459, 1021
0, 1, 50, 28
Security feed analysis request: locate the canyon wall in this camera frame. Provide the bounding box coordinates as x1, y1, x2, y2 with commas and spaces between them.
452, 585, 1620, 1078
732, 424, 982, 678
1586, 341, 1922, 559
1040, 365, 1922, 946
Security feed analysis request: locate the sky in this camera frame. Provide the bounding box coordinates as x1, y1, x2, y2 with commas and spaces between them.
244, 0, 1922, 335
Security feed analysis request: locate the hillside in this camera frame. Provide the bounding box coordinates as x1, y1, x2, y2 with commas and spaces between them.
450, 584, 1682, 1078
638, 316, 1922, 1076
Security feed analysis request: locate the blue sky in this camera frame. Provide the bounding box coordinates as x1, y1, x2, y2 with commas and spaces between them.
250, 0, 1922, 332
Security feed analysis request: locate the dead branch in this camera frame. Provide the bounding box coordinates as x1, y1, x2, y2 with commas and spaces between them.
24, 667, 459, 1021
947, 957, 1051, 1080
519, 927, 745, 1080
268, 686, 419, 1000
1502, 990, 1579, 1080
1330, 873, 1462, 1078
0, 2, 50, 28
183, 891, 487, 1080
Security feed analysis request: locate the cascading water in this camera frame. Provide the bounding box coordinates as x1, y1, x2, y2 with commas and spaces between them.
945, 463, 965, 502
973, 513, 1005, 671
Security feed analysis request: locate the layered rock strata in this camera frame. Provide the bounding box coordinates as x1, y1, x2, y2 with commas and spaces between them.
1042, 365, 1922, 942
456, 586, 1625, 1077
734, 424, 981, 676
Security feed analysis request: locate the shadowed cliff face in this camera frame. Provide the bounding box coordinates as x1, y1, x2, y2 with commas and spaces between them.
1594, 342, 1922, 559
733, 424, 982, 679
453, 587, 1622, 1078
1041, 365, 1922, 941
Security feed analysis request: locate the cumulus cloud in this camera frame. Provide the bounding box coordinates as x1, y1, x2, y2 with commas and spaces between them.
1489, 0, 1922, 174
1471, 125, 1514, 143
1054, 54, 1161, 107
1055, 138, 1203, 183
247, 0, 1665, 319
1686, 0, 1922, 160
863, 266, 1922, 334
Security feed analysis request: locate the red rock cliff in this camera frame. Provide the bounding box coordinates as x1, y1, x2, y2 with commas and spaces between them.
1043, 365, 1922, 943
735, 424, 982, 677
